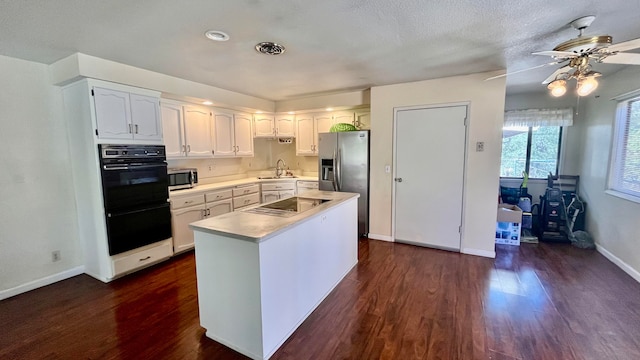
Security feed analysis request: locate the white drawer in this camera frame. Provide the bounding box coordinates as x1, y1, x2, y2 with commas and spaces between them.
112, 240, 173, 276
233, 192, 260, 209
296, 181, 318, 189
205, 188, 233, 202
262, 182, 296, 191
233, 184, 260, 197
171, 194, 205, 209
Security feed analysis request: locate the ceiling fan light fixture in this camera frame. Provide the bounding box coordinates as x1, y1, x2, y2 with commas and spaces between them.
547, 79, 567, 97
576, 77, 599, 96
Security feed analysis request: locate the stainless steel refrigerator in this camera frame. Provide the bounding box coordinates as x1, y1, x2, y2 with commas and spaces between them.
318, 130, 369, 236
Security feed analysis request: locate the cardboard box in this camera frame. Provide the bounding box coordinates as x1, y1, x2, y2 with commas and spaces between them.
496, 204, 522, 246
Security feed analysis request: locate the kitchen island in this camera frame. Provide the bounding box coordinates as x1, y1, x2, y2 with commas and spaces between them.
189, 190, 359, 360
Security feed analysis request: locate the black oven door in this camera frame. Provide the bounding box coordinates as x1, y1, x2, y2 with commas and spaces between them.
106, 202, 172, 255
101, 163, 169, 211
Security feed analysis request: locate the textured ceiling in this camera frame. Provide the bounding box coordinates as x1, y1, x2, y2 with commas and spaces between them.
1, 0, 639, 100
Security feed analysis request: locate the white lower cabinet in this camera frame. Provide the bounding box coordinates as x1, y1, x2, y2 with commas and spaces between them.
261, 182, 296, 202
170, 187, 236, 253
234, 192, 260, 209
171, 203, 205, 254
296, 180, 319, 194
207, 198, 233, 217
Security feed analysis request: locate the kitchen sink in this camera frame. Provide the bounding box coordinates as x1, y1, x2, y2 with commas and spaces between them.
257, 176, 298, 179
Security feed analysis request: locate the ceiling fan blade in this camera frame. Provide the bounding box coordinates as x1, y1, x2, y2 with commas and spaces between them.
601, 52, 640, 65
542, 65, 572, 84
607, 38, 640, 52
485, 61, 562, 81
532, 50, 576, 58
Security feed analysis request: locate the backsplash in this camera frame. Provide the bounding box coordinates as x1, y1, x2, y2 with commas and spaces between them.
167, 138, 319, 184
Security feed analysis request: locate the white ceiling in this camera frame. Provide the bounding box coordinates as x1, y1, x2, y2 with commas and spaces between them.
1, 0, 639, 101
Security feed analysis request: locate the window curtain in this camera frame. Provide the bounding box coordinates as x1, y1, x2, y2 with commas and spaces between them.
504, 108, 573, 127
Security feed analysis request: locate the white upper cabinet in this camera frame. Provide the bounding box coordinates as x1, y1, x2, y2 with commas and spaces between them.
331, 111, 355, 126
183, 105, 214, 158
93, 86, 162, 142
254, 114, 275, 137
212, 109, 254, 157
130, 94, 162, 140
93, 88, 132, 140
315, 113, 334, 136
212, 109, 236, 157
275, 114, 295, 137
233, 112, 254, 157
296, 114, 316, 156
354, 110, 370, 130
160, 101, 185, 158
254, 113, 295, 138
161, 102, 214, 158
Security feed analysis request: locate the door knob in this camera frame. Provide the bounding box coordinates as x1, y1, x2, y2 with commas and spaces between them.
394, 178, 403, 182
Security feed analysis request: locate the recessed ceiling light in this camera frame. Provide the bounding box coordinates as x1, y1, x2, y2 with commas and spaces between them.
205, 30, 230, 42
288, 111, 295, 115
255, 42, 286, 55
326, 108, 333, 111
202, 101, 213, 105
256, 111, 263, 114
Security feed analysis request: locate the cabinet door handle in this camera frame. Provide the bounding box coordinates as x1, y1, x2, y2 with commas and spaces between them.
207, 209, 211, 216
211, 149, 215, 155
128, 124, 133, 133
182, 145, 186, 154
135, 124, 139, 134
187, 145, 191, 153
139, 256, 151, 261
184, 200, 193, 204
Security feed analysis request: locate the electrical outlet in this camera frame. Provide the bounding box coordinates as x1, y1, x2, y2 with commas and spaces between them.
52, 250, 61, 262
476, 141, 485, 152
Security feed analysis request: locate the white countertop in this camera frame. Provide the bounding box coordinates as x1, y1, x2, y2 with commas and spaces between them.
169, 176, 318, 198
189, 190, 359, 242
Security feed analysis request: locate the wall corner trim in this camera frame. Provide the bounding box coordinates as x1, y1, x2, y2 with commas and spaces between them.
596, 244, 640, 284
461, 248, 496, 258
367, 233, 394, 242
0, 266, 85, 301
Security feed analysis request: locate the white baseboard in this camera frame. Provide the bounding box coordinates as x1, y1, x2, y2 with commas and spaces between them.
0, 266, 85, 301
367, 233, 394, 242
596, 244, 640, 284
461, 248, 496, 259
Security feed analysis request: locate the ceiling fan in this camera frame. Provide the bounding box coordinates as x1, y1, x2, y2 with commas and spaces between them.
489, 15, 640, 96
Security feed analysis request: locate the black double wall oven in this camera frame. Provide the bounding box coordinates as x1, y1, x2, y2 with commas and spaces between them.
99, 144, 172, 256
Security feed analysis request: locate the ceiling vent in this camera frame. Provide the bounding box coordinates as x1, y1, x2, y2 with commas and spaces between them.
255, 42, 286, 55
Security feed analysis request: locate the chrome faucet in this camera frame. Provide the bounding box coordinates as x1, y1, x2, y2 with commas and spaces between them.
275, 159, 286, 178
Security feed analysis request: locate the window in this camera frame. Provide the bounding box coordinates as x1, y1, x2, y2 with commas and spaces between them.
500, 126, 562, 178
609, 94, 640, 200
500, 108, 572, 179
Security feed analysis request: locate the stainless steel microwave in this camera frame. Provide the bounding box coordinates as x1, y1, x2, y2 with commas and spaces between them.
168, 168, 198, 190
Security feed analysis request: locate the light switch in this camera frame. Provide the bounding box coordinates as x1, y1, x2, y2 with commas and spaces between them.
385, 165, 391, 173
476, 141, 485, 152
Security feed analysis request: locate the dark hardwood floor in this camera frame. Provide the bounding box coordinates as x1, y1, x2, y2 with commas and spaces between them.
2, 239, 640, 359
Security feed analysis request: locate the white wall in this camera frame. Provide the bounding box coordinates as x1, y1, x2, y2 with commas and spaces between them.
0, 55, 81, 296
369, 72, 506, 257
574, 66, 640, 279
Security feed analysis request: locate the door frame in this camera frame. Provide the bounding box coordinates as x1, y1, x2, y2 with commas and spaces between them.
391, 102, 471, 249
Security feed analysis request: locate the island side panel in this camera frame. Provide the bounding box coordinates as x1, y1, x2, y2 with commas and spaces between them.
193, 232, 264, 360
258, 198, 359, 358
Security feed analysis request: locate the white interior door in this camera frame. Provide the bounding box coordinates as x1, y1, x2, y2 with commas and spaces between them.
394, 105, 467, 251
